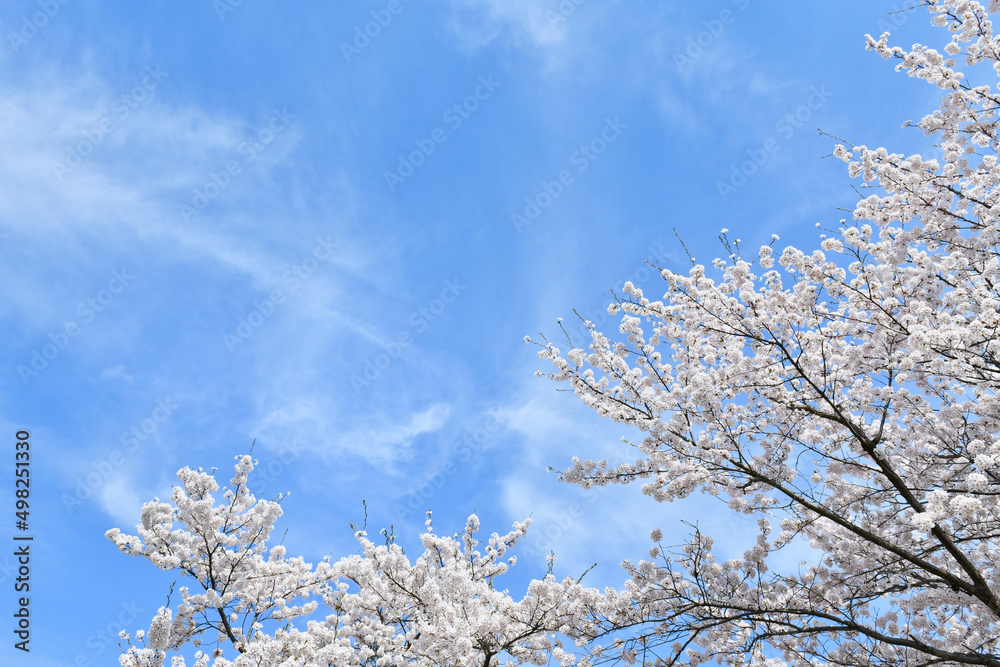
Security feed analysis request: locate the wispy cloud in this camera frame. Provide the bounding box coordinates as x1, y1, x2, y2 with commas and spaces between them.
447, 0, 566, 48
444, 0, 607, 72
253, 396, 452, 473
99, 474, 145, 527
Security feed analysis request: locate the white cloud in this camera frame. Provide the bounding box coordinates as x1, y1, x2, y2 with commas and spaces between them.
253, 397, 453, 474
444, 0, 610, 73
100, 364, 135, 384
0, 64, 367, 297
0, 63, 398, 516
99, 474, 145, 527
0, 75, 261, 325
447, 0, 566, 49
333, 402, 452, 469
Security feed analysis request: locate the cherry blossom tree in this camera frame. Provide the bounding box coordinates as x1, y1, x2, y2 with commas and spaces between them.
110, 3, 1000, 666
106, 455, 599, 667
530, 1, 1000, 665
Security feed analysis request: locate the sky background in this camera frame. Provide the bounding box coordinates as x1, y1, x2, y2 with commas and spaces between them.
0, 1, 954, 664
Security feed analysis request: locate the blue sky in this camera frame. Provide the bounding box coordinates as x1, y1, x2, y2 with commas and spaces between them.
0, 1, 950, 664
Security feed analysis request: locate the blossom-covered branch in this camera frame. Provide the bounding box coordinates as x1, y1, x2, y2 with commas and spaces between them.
532, 2, 1000, 665
107, 456, 599, 667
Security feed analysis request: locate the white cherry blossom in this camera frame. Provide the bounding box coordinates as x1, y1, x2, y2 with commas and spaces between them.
530, 2, 1000, 665
109, 456, 596, 667
110, 3, 1000, 666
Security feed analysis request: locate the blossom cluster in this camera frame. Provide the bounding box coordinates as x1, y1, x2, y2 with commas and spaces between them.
112, 2, 1000, 666
530, 1, 1000, 664
108, 456, 599, 667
